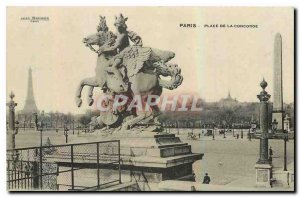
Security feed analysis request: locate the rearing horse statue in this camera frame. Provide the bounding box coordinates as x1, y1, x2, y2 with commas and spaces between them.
75, 15, 183, 127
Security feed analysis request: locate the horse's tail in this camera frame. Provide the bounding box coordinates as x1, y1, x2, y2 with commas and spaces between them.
155, 62, 183, 90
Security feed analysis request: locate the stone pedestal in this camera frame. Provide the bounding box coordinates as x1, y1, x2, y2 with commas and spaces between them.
111, 129, 203, 190
255, 163, 272, 188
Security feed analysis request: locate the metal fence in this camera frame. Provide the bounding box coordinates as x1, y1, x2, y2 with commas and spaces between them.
7, 140, 121, 191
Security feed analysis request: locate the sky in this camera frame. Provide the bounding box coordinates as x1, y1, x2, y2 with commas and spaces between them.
6, 7, 294, 113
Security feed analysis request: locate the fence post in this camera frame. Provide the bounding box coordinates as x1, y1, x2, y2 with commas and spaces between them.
97, 143, 100, 189
20, 161, 23, 189
17, 163, 20, 189
71, 145, 74, 190
39, 147, 43, 190
32, 149, 39, 189
118, 140, 121, 184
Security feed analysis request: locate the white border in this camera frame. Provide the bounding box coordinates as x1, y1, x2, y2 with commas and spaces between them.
2, 0, 300, 6
1, 1, 298, 197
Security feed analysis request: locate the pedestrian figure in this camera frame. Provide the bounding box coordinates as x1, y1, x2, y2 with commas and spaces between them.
198, 133, 201, 139
192, 170, 196, 182
236, 134, 239, 139
65, 132, 68, 143
203, 173, 211, 184
269, 146, 273, 162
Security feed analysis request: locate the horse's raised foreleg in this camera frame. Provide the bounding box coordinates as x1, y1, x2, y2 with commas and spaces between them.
75, 77, 99, 107
87, 86, 95, 106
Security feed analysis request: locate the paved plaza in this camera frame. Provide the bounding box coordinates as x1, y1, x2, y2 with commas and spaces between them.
12, 128, 294, 190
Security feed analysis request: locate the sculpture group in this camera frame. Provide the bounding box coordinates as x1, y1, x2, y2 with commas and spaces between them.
75, 14, 183, 130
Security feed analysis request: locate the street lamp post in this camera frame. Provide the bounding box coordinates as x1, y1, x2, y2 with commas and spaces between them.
34, 113, 44, 147
29, 115, 32, 128
39, 121, 44, 147
255, 78, 272, 188
248, 128, 251, 141
212, 122, 215, 140
191, 121, 194, 135
77, 121, 80, 135
15, 121, 19, 140
24, 120, 26, 131
84, 120, 87, 134
6, 91, 20, 160
64, 124, 69, 143
256, 79, 271, 164
55, 112, 58, 132
72, 120, 75, 135
241, 129, 243, 139
283, 130, 288, 171
176, 121, 179, 135
33, 113, 38, 132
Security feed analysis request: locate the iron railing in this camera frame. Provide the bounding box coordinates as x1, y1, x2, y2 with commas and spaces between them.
7, 140, 121, 191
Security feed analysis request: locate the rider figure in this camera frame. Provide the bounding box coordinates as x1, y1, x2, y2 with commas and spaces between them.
98, 13, 143, 80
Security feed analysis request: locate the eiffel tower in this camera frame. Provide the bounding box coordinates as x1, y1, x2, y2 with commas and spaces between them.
22, 67, 39, 114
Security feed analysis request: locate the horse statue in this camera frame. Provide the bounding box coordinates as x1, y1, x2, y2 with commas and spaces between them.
75, 15, 183, 128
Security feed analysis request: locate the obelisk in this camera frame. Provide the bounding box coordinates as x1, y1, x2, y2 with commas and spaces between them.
272, 33, 284, 131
